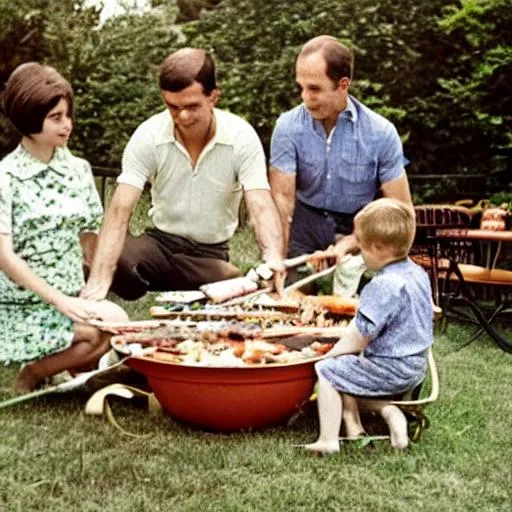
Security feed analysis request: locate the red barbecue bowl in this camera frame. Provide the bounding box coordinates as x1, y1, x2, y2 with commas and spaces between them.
125, 356, 320, 432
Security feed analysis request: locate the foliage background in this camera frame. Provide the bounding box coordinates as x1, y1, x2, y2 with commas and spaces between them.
0, 0, 510, 199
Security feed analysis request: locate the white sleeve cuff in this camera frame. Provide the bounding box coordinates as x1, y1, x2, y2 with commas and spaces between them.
116, 172, 146, 190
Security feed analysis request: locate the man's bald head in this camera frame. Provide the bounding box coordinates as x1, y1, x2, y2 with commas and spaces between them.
159, 48, 217, 94
299, 35, 354, 84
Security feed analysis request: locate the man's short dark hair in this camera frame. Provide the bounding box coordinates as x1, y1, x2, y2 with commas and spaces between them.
2, 62, 74, 136
299, 36, 354, 84
159, 48, 217, 95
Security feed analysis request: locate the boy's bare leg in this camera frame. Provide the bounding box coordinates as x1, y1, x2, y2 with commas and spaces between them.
342, 394, 366, 438
380, 404, 409, 449
303, 374, 342, 454
361, 399, 409, 449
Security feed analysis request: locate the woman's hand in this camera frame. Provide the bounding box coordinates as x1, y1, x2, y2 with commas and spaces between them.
53, 295, 98, 324
0, 235, 100, 321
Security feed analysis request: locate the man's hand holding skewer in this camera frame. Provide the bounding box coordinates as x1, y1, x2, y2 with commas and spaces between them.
257, 257, 286, 296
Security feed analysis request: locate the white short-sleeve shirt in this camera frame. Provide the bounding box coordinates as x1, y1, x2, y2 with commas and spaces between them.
118, 108, 269, 244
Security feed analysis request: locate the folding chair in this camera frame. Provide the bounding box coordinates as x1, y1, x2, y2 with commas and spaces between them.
389, 346, 439, 441
411, 204, 473, 305
435, 230, 512, 352
411, 205, 512, 351
338, 346, 440, 446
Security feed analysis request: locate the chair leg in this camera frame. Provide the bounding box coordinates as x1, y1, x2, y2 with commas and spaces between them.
442, 262, 512, 352
400, 405, 430, 442
440, 314, 448, 334
454, 328, 484, 351
454, 303, 507, 351
434, 314, 446, 335
463, 298, 512, 353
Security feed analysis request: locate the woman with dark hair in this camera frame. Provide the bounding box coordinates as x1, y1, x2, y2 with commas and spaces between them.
0, 62, 128, 394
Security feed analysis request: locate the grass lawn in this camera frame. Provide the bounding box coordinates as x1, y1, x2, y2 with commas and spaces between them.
1, 225, 511, 511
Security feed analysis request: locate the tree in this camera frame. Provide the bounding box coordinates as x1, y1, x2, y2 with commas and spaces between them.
436, 0, 512, 182
0, 0, 101, 156
0, 0, 180, 165
1, 0, 509, 193
70, 2, 181, 165
182, 0, 458, 160
175, 0, 222, 22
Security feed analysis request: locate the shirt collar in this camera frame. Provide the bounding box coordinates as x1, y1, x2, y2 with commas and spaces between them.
378, 257, 411, 275
156, 108, 232, 146
308, 95, 359, 135
340, 96, 358, 123
9, 145, 71, 180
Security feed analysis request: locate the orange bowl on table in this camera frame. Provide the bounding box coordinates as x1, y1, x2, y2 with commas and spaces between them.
125, 355, 320, 432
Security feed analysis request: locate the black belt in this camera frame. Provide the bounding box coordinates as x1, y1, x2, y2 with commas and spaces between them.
297, 200, 357, 235
299, 200, 355, 221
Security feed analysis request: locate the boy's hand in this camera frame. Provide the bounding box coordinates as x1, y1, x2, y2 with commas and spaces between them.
310, 248, 337, 271
332, 234, 360, 263
322, 321, 370, 358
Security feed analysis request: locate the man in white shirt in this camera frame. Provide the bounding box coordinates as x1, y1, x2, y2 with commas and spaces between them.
82, 48, 284, 300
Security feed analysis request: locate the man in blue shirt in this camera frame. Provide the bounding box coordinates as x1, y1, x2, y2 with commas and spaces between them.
270, 35, 412, 266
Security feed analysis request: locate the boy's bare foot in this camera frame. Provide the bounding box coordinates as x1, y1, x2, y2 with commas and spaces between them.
297, 441, 340, 454
13, 364, 42, 395
343, 418, 366, 439
343, 431, 367, 440
381, 405, 409, 449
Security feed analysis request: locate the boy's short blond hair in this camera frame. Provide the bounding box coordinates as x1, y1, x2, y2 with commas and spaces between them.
354, 198, 415, 258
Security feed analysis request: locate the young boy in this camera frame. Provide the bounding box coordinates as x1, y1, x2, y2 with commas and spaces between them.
302, 198, 433, 453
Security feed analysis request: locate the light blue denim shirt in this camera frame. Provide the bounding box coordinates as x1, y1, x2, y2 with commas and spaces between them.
270, 96, 405, 214
356, 258, 434, 358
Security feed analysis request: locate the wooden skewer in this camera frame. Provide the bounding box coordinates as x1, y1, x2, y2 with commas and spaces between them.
218, 255, 319, 307
283, 253, 315, 269
283, 265, 337, 294
262, 325, 344, 339
149, 307, 296, 321
283, 253, 352, 295
219, 286, 273, 307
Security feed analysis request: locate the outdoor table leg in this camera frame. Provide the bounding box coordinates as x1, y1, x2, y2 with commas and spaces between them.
443, 259, 512, 353
491, 241, 502, 270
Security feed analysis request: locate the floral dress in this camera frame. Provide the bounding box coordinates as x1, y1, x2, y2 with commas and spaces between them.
0, 145, 103, 363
